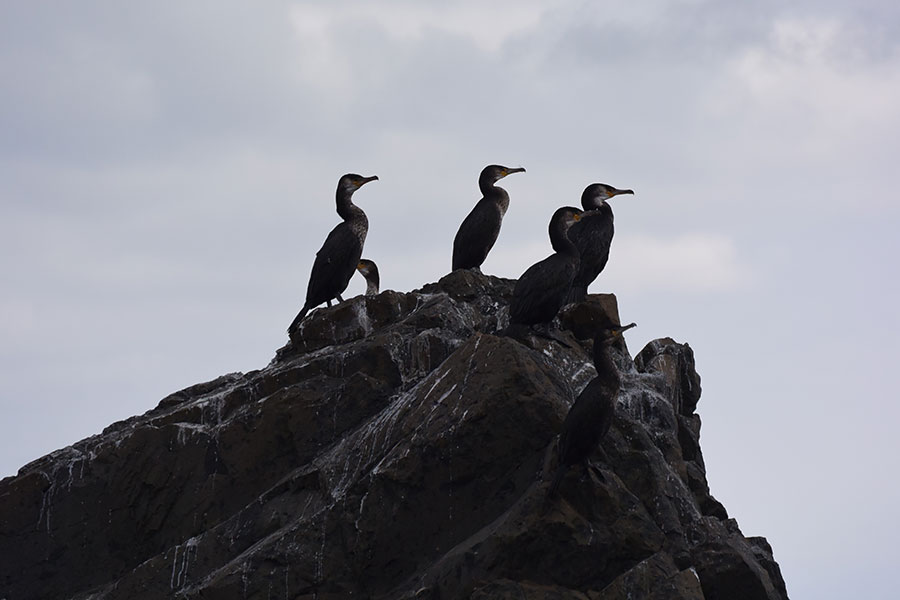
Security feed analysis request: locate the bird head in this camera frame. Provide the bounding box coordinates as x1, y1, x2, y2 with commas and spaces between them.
553, 206, 583, 230
481, 164, 526, 185
581, 183, 634, 210
357, 259, 377, 275
339, 173, 379, 195
597, 322, 637, 345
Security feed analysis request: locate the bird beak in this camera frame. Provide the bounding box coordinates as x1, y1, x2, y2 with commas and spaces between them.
361, 175, 379, 186
501, 167, 526, 178
611, 188, 634, 197
612, 322, 637, 336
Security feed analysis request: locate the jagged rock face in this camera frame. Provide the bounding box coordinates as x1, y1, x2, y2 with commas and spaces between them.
0, 271, 788, 600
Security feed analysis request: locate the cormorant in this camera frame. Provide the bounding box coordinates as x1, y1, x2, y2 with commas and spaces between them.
452, 164, 526, 272
508, 206, 582, 327
288, 173, 378, 333
567, 183, 634, 303
356, 259, 379, 296
548, 322, 637, 496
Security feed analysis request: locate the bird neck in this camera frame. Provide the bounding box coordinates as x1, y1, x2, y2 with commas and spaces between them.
480, 181, 510, 216
549, 221, 578, 256
583, 201, 613, 217
336, 191, 368, 231
365, 279, 379, 296
592, 341, 620, 386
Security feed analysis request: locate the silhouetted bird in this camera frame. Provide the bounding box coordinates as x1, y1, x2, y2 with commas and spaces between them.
357, 259, 379, 296
452, 164, 525, 272
567, 183, 633, 302
288, 173, 378, 334
548, 322, 636, 496
508, 206, 582, 327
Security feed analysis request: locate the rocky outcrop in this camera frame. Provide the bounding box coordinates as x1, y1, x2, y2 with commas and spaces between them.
0, 271, 788, 599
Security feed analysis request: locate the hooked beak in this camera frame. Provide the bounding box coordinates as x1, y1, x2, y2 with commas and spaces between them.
361, 175, 379, 186
501, 167, 526, 178
611, 188, 634, 197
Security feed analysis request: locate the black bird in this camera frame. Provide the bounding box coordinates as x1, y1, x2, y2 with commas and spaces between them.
452, 164, 526, 272
356, 259, 380, 296
567, 183, 634, 302
548, 322, 636, 496
508, 206, 582, 327
288, 173, 378, 333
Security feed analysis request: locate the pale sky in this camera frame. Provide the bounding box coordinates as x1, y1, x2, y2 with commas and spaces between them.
2, 2, 898, 597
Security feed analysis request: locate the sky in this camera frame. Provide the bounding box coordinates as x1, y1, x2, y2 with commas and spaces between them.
1, 1, 898, 597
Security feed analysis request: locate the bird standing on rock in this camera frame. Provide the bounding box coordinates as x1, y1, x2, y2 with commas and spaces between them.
288, 173, 378, 334
567, 183, 634, 303
508, 206, 582, 329
356, 259, 380, 296
452, 164, 526, 272
548, 322, 636, 496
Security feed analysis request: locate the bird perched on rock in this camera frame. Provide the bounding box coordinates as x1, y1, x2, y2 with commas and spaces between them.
288, 173, 378, 334
452, 164, 526, 272
508, 206, 582, 329
548, 322, 636, 496
356, 259, 380, 296
567, 183, 634, 303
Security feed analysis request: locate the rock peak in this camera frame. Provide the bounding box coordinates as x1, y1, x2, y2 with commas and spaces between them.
0, 273, 788, 599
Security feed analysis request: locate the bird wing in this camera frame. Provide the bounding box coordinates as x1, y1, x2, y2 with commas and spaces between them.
569, 207, 614, 287
452, 200, 502, 269
510, 255, 577, 324
306, 223, 363, 306
558, 378, 616, 466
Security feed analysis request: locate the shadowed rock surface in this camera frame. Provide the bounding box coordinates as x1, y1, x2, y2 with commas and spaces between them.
0, 271, 788, 599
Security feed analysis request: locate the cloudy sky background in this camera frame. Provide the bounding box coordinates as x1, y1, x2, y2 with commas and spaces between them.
2, 1, 897, 597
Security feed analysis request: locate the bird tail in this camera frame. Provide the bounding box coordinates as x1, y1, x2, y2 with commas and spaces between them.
288, 305, 309, 335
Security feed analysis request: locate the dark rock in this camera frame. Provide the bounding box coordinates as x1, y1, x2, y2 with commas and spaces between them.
558, 294, 622, 339
592, 552, 705, 600
635, 337, 702, 416
0, 277, 788, 600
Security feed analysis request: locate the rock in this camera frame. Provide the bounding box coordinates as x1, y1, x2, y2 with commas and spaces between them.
0, 277, 788, 600
635, 337, 702, 417
558, 294, 623, 340
591, 552, 705, 600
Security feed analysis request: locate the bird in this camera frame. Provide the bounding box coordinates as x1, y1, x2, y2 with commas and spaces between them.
508, 206, 582, 328
356, 259, 380, 296
288, 173, 378, 334
452, 164, 526, 272
567, 183, 634, 303
548, 322, 637, 496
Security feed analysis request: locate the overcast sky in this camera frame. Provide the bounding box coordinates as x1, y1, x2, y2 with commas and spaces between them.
2, 2, 898, 597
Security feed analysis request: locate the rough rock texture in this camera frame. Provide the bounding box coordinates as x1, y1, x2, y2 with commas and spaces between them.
0, 271, 788, 599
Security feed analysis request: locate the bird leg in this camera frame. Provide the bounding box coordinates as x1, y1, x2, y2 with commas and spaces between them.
337, 294, 345, 303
